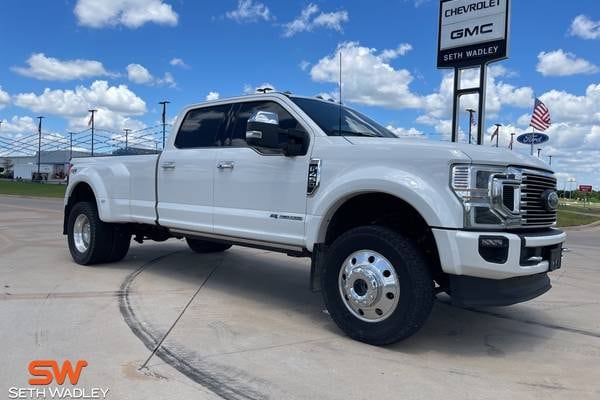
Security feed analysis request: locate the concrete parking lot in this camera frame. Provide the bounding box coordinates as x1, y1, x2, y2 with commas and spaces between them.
1, 195, 599, 400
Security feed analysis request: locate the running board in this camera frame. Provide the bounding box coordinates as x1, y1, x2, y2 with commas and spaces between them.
170, 229, 308, 256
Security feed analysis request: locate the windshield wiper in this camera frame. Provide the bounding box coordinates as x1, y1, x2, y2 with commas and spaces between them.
331, 129, 379, 137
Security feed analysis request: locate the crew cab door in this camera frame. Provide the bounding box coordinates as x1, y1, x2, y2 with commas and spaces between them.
157, 104, 232, 232
212, 100, 311, 247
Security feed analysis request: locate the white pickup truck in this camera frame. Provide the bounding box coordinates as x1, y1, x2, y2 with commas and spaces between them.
63, 93, 566, 345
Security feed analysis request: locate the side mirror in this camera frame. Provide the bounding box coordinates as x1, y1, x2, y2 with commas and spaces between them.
246, 111, 308, 156
246, 111, 282, 149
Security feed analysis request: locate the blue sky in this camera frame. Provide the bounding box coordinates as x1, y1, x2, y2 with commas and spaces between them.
0, 0, 599, 187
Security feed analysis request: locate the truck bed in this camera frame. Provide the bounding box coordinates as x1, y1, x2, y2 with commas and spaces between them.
70, 154, 159, 224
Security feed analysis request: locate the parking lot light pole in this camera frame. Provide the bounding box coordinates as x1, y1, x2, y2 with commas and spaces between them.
466, 109, 476, 145
548, 155, 553, 165
88, 109, 97, 157
37, 116, 44, 177
159, 101, 170, 149
123, 128, 131, 150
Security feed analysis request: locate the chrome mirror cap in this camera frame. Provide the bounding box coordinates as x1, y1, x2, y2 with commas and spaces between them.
248, 110, 279, 125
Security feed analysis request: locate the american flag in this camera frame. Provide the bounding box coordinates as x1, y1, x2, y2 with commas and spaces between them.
530, 98, 551, 131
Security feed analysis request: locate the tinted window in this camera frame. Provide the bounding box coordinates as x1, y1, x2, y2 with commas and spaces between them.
291, 97, 395, 138
225, 101, 304, 147
175, 104, 231, 148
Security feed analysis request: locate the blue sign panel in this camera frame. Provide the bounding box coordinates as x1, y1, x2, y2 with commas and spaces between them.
517, 133, 549, 145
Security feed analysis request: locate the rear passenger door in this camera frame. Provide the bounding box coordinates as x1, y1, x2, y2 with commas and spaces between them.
157, 104, 232, 233
212, 100, 311, 247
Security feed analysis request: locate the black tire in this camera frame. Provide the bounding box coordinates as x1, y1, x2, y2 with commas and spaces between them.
321, 225, 434, 345
186, 238, 232, 253
106, 225, 131, 263
67, 201, 114, 265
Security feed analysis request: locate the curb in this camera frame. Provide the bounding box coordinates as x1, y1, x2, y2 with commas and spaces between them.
563, 220, 600, 231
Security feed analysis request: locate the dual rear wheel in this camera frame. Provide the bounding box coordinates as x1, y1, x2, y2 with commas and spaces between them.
67, 202, 130, 265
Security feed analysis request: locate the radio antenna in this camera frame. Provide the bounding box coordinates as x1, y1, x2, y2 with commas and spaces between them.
338, 49, 342, 136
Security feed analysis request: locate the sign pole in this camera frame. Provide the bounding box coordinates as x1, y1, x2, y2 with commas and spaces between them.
477, 64, 487, 145
451, 68, 460, 143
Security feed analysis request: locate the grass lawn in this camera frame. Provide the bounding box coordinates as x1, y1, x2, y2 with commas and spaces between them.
557, 209, 600, 227
0, 180, 66, 198
559, 204, 600, 217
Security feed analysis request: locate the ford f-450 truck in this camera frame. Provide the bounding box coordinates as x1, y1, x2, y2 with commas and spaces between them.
63, 93, 566, 345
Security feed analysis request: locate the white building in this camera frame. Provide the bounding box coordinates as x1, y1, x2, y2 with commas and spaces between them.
7, 150, 89, 181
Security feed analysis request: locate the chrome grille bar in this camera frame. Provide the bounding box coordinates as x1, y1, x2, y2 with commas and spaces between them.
520, 170, 557, 227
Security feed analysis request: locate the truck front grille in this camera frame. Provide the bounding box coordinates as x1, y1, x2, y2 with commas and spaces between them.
521, 171, 557, 227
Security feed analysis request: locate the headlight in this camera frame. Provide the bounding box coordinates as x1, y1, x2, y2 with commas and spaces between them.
451, 164, 522, 228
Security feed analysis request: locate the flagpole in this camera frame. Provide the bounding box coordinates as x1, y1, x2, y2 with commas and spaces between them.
530, 127, 535, 156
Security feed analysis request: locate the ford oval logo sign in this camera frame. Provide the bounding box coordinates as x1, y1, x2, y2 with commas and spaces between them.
542, 190, 559, 212
517, 133, 550, 145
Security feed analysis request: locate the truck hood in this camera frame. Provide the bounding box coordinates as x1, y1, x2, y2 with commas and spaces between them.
345, 137, 552, 172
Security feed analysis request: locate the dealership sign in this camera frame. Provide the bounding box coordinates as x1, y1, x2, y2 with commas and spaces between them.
438, 0, 510, 68
516, 133, 549, 145
579, 185, 593, 193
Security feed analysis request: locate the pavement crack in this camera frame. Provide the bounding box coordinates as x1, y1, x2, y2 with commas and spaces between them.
139, 258, 223, 370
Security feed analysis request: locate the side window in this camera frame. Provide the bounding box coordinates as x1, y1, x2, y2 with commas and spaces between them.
224, 101, 304, 148
174, 104, 231, 149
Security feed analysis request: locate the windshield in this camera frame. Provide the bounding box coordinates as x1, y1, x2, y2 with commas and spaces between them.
291, 97, 396, 138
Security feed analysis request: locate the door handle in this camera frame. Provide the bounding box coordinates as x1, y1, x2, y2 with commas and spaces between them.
217, 161, 235, 170
160, 162, 176, 170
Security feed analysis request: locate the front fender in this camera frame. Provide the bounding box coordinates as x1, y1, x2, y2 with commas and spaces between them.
305, 166, 464, 250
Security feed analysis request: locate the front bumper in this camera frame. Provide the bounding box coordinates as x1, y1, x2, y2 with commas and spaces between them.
432, 228, 566, 280
447, 273, 551, 307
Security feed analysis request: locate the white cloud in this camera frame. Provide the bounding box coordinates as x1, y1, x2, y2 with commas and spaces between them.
539, 84, 600, 125
299, 60, 311, 71
537, 50, 599, 76
0, 86, 10, 109
0, 116, 36, 135
157, 72, 176, 87
569, 15, 600, 40
404, 0, 430, 7
283, 4, 348, 37
420, 66, 534, 122
68, 108, 147, 131
169, 58, 189, 68
206, 91, 220, 101
226, 0, 272, 22
126, 63, 153, 84
310, 42, 421, 109
310, 43, 534, 142
380, 43, 413, 61
13, 81, 146, 125
386, 125, 425, 137
74, 0, 178, 29
126, 64, 176, 87
12, 53, 112, 81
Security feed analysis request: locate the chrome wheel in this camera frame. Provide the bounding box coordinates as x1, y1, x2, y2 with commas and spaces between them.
73, 213, 91, 253
338, 250, 400, 322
